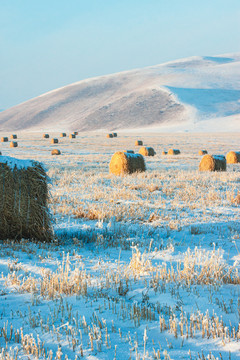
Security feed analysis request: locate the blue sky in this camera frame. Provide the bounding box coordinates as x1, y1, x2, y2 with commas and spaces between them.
1, 0, 240, 109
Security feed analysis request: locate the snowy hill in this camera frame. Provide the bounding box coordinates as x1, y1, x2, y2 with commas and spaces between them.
0, 53, 240, 132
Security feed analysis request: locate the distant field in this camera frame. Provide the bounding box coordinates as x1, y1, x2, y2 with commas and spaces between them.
0, 131, 240, 359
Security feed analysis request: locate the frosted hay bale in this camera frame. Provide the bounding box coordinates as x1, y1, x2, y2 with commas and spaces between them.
51, 149, 61, 155
112, 133, 117, 137
60, 133, 67, 137
107, 133, 113, 138
226, 151, 240, 164
139, 146, 155, 156
51, 138, 58, 144
43, 134, 49, 139
199, 150, 208, 156
10, 141, 18, 148
0, 156, 53, 241
199, 154, 226, 172
69, 134, 76, 139
1, 137, 8, 142
168, 149, 180, 155
10, 134, 17, 139
162, 151, 167, 155
124, 150, 134, 154
135, 140, 143, 146
109, 151, 146, 175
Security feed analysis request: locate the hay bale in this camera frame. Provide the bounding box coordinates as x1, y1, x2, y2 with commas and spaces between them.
139, 146, 155, 156
162, 151, 167, 155
69, 134, 76, 139
51, 138, 58, 144
124, 150, 135, 154
73, 131, 78, 135
51, 149, 61, 155
43, 134, 49, 139
112, 133, 117, 137
10, 141, 18, 148
0, 156, 53, 241
109, 151, 146, 175
199, 150, 208, 156
107, 133, 113, 138
10, 134, 17, 139
60, 133, 67, 137
135, 140, 143, 146
1, 137, 8, 142
199, 154, 226, 172
168, 149, 180, 155
226, 151, 240, 164
0, 151, 2, 155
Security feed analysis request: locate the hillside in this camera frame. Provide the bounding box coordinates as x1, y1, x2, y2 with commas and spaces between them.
0, 53, 240, 132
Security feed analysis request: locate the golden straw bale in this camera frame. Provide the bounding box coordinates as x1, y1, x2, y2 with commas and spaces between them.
0, 156, 53, 241
10, 134, 17, 139
168, 149, 180, 155
51, 138, 58, 144
10, 141, 18, 148
139, 146, 155, 156
69, 134, 76, 139
135, 140, 143, 146
124, 150, 134, 154
199, 154, 226, 172
73, 131, 78, 135
199, 150, 208, 156
226, 151, 240, 164
162, 151, 167, 155
109, 151, 146, 175
60, 133, 67, 137
51, 149, 61, 155
43, 134, 49, 138
112, 133, 117, 137
1, 137, 8, 142
107, 133, 113, 138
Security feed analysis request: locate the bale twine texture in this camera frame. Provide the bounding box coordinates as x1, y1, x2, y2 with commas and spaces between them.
51, 149, 61, 155
109, 151, 146, 175
135, 140, 143, 146
199, 150, 208, 156
0, 156, 53, 241
168, 149, 180, 155
199, 154, 226, 172
10, 142, 18, 148
226, 151, 240, 164
139, 146, 155, 156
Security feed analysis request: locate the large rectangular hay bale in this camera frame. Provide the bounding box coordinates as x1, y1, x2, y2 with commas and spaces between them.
0, 156, 53, 241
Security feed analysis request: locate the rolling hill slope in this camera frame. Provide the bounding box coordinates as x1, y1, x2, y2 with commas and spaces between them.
0, 53, 240, 132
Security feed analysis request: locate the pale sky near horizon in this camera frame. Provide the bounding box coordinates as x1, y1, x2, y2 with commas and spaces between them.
0, 0, 240, 109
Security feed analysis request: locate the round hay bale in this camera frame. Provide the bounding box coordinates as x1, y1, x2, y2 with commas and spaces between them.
199, 150, 208, 156
51, 149, 61, 155
10, 141, 18, 148
139, 146, 155, 156
107, 133, 113, 138
60, 133, 67, 137
73, 131, 78, 135
162, 151, 167, 155
1, 137, 8, 142
168, 149, 180, 155
69, 134, 76, 139
124, 150, 135, 154
109, 151, 146, 175
135, 140, 143, 146
226, 151, 240, 164
51, 138, 58, 144
199, 154, 226, 172
43, 134, 49, 139
0, 151, 2, 155
112, 133, 117, 137
10, 134, 17, 139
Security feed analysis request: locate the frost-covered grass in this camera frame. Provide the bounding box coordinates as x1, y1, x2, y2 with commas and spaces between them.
0, 131, 240, 359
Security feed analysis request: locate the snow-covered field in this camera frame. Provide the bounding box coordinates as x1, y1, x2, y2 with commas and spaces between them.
0, 131, 240, 360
